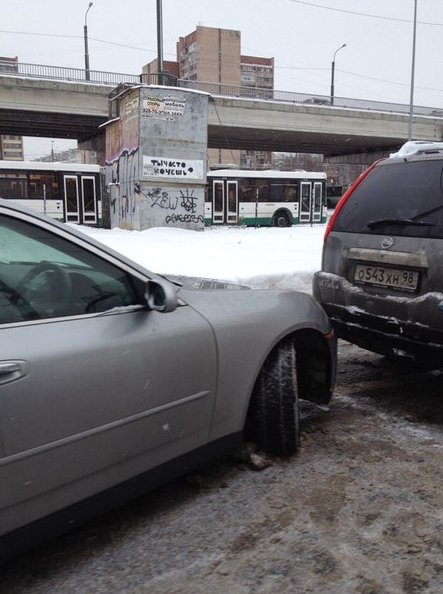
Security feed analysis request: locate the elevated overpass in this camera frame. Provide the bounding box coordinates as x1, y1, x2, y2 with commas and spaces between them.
0, 62, 442, 157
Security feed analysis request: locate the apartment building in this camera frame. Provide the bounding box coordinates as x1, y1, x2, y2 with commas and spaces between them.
177, 26, 241, 86
241, 55, 274, 96
176, 27, 242, 167
0, 57, 24, 161
240, 55, 274, 169
0, 135, 24, 161
141, 60, 179, 86
143, 26, 274, 169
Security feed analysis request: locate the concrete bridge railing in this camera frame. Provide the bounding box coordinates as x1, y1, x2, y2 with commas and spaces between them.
2, 60, 443, 119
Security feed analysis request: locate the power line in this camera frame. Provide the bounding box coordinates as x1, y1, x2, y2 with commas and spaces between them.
337, 69, 443, 93
0, 29, 158, 54
3, 27, 443, 95
286, 0, 443, 26
0, 29, 318, 70
275, 64, 443, 94
278, 65, 329, 71
0, 29, 80, 40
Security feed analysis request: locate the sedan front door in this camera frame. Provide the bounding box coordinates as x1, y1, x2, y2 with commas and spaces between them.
0, 208, 217, 535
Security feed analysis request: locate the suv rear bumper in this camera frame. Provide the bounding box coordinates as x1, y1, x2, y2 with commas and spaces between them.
313, 271, 443, 367
326, 304, 443, 366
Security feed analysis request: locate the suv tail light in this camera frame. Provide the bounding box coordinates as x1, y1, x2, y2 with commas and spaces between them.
324, 159, 384, 242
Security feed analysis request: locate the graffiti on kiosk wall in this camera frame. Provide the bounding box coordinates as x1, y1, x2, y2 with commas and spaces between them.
142, 96, 186, 121
143, 156, 204, 181
105, 146, 140, 224
140, 187, 179, 211
136, 185, 203, 225
165, 213, 204, 225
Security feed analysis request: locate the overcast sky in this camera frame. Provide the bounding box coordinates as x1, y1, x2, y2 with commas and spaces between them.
2, 0, 443, 159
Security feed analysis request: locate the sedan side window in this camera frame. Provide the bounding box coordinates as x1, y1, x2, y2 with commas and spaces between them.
0, 214, 142, 324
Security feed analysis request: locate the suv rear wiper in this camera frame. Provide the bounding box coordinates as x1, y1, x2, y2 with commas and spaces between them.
411, 204, 443, 221
367, 218, 435, 229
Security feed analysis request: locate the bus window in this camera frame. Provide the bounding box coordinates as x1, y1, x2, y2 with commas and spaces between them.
214, 181, 224, 212
257, 181, 268, 202
227, 183, 237, 212
241, 180, 268, 202
64, 176, 80, 222
241, 182, 256, 202
29, 173, 59, 200
270, 183, 298, 202
82, 177, 96, 214
0, 172, 28, 199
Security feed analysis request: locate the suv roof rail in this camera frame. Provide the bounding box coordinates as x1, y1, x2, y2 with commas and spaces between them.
390, 140, 443, 158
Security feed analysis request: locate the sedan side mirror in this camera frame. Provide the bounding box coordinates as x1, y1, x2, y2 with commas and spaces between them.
145, 279, 178, 313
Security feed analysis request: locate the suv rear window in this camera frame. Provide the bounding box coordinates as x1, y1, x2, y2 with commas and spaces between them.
333, 158, 443, 238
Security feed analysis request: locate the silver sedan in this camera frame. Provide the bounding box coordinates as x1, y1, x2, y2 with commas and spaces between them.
0, 198, 336, 562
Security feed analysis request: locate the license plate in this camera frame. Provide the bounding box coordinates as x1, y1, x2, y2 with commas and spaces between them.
354, 264, 419, 292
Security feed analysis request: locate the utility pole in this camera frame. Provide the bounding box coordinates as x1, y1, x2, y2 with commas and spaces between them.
156, 0, 164, 85
408, 0, 418, 141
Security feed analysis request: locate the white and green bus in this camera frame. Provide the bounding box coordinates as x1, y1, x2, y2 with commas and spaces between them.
206, 169, 327, 227
0, 160, 102, 225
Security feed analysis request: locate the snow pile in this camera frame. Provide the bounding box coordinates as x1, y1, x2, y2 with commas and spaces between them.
79, 224, 327, 293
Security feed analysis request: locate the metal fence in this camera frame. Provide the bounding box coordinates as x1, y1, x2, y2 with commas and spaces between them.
1, 60, 442, 118
176, 79, 443, 118
0, 60, 140, 86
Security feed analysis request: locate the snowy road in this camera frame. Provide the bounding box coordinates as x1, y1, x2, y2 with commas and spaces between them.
3, 341, 442, 594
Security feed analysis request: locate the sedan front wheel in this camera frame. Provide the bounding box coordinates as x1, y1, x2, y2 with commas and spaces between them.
248, 339, 300, 456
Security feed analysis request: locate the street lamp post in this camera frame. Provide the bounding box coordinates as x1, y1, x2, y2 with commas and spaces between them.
84, 2, 93, 81
330, 43, 346, 105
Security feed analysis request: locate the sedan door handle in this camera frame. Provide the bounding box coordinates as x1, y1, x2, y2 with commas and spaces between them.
0, 360, 28, 385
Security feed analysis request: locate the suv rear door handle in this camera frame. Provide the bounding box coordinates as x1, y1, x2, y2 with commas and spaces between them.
0, 361, 28, 385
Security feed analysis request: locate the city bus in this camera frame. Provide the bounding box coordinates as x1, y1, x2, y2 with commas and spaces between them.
0, 161, 102, 225
206, 169, 327, 226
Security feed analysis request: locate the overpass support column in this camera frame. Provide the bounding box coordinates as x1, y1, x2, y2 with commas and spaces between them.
324, 150, 395, 188
325, 150, 392, 166
79, 134, 106, 164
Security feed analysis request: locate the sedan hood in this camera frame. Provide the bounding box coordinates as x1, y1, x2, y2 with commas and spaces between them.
163, 274, 251, 291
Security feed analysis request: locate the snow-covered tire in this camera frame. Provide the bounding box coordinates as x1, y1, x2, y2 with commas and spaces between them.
249, 340, 300, 456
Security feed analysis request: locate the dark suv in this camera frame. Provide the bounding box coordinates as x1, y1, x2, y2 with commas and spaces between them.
313, 141, 443, 367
